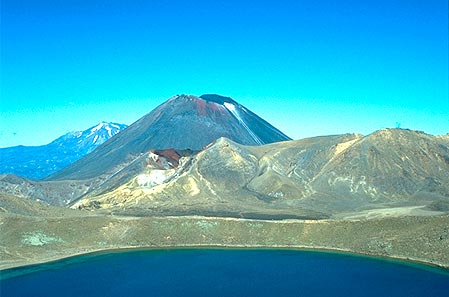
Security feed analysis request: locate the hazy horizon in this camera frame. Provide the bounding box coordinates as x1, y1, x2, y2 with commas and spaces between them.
1, 0, 448, 147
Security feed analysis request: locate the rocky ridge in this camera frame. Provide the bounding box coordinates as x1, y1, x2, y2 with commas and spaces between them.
68, 129, 449, 219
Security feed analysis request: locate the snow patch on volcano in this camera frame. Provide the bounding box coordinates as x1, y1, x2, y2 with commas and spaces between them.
224, 102, 263, 145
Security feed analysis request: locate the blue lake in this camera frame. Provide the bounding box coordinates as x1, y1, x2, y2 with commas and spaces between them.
1, 249, 449, 297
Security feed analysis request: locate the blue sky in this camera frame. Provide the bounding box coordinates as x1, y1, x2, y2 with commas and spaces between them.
1, 0, 448, 147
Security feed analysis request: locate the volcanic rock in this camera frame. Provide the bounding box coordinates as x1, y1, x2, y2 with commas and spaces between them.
70, 129, 449, 219
48, 94, 290, 180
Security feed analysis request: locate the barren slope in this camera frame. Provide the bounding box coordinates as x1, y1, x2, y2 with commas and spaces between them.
71, 129, 449, 219
47, 94, 291, 181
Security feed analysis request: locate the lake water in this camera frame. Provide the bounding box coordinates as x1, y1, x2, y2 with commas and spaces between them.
1, 249, 449, 297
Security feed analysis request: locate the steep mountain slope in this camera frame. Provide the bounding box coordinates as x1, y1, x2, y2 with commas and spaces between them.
248, 129, 449, 214
71, 129, 449, 219
48, 94, 291, 181
311, 129, 449, 202
0, 122, 127, 180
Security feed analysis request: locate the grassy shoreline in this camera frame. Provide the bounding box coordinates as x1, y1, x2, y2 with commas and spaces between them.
1, 214, 448, 272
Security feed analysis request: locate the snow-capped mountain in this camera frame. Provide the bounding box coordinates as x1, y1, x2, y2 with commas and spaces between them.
0, 122, 128, 180
48, 94, 291, 180
51, 122, 128, 155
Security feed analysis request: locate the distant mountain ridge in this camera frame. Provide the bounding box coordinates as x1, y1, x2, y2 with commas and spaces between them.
48, 94, 291, 180
1, 93, 447, 220
70, 128, 449, 219
1, 125, 448, 218
0, 122, 128, 180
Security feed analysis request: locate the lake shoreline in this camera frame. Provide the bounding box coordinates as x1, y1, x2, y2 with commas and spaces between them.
2, 244, 449, 280
1, 214, 449, 273
4, 247, 449, 297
